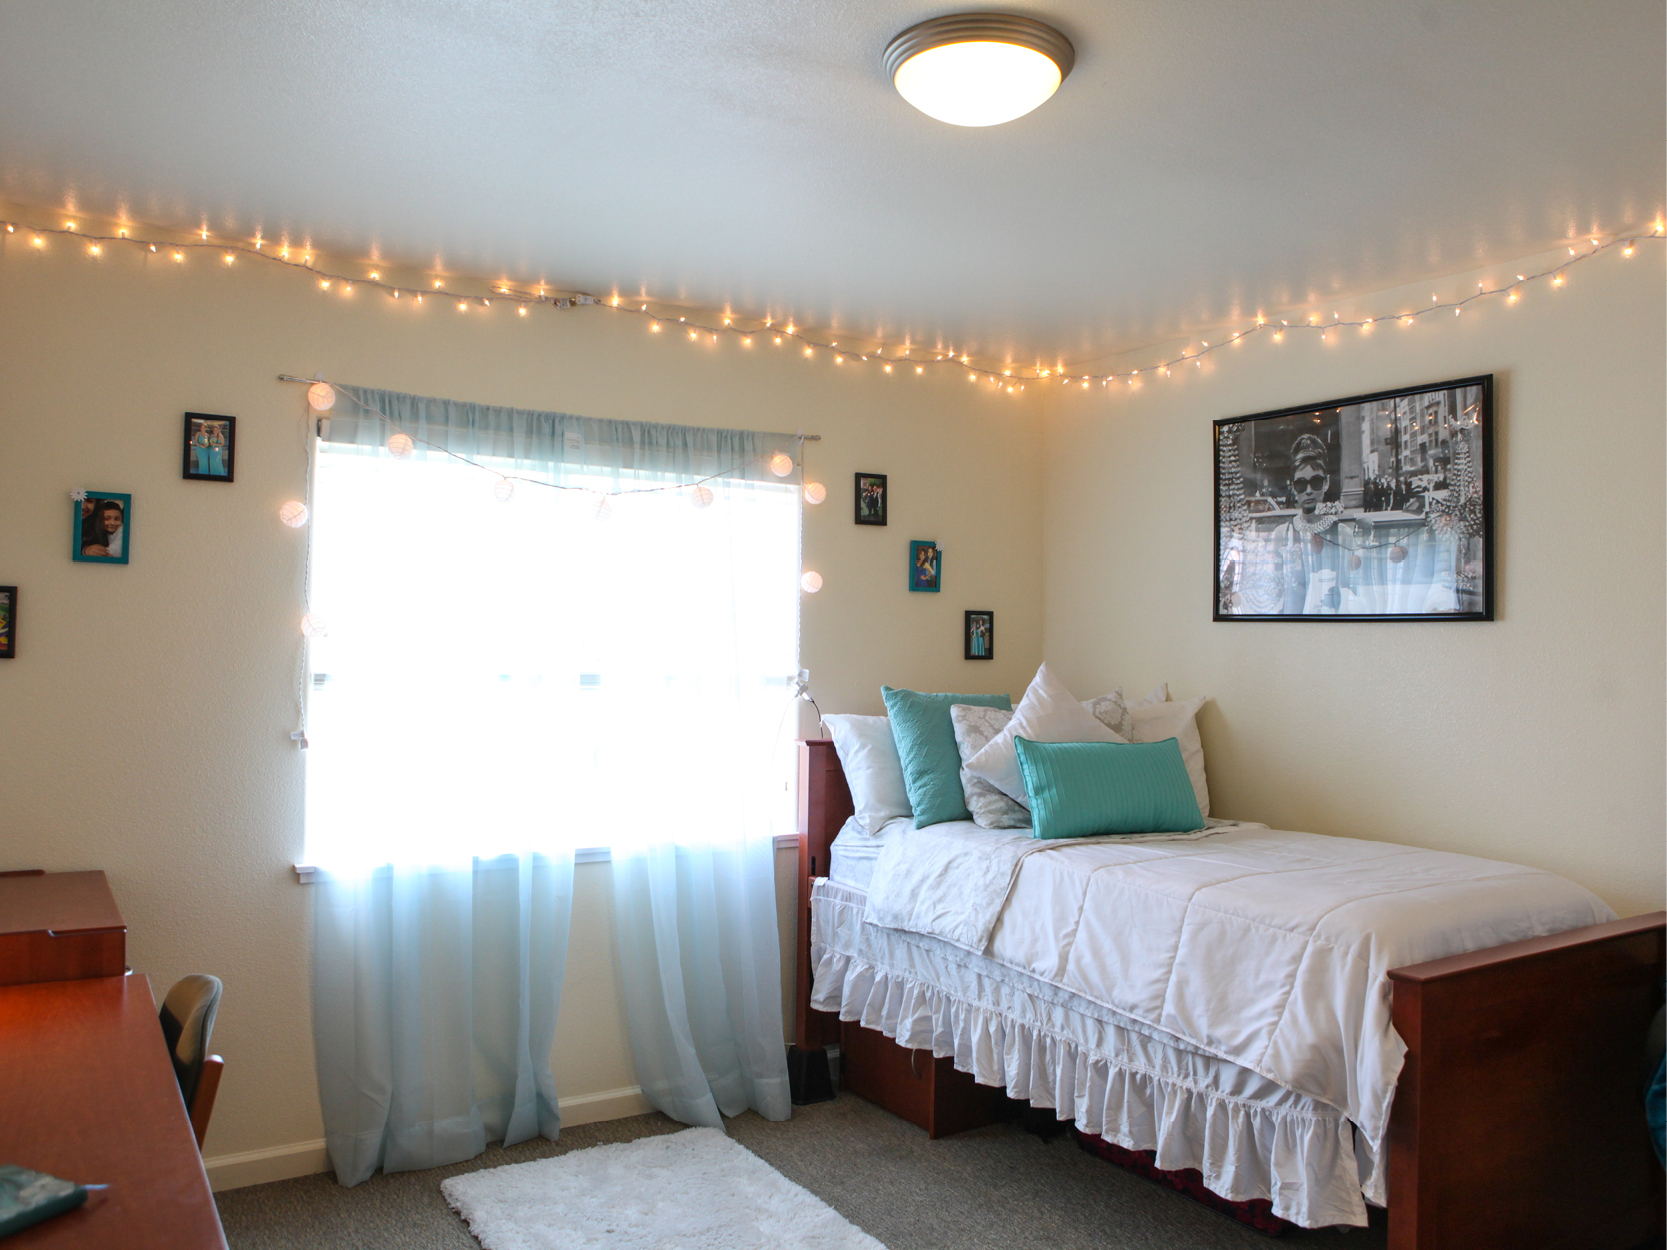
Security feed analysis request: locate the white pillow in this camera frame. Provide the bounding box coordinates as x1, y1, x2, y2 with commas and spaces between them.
1128, 696, 1210, 818
823, 714, 912, 833
965, 663, 1126, 808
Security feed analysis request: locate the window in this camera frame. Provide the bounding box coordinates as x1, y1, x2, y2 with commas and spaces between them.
302, 390, 802, 870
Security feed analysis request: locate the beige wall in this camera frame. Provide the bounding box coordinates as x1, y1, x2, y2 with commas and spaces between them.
1040, 246, 1665, 918
0, 213, 1045, 1180
8, 202, 1658, 1187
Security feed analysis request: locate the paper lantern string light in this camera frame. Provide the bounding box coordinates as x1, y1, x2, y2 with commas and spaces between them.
9, 213, 1657, 394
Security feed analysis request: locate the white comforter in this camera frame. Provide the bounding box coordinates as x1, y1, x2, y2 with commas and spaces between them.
861, 820, 1614, 1161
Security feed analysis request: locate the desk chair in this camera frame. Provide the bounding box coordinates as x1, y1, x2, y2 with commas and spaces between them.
159, 975, 224, 1151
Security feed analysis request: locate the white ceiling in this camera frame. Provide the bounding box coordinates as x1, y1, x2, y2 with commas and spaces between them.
0, 1, 1660, 364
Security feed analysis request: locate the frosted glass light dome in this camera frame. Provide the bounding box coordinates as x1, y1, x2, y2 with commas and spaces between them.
886, 14, 1074, 128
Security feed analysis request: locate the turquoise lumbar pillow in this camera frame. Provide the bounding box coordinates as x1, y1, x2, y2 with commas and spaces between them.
1014, 736, 1203, 839
881, 687, 1012, 826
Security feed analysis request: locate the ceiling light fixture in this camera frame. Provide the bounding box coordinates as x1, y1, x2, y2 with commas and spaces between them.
885, 13, 1074, 127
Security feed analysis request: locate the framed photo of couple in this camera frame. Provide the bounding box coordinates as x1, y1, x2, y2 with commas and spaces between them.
909, 540, 941, 592
964, 610, 993, 660
1214, 375, 1493, 622
72, 492, 132, 565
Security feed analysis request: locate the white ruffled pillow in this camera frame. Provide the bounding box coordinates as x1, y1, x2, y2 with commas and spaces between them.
822, 714, 911, 833
1128, 695, 1210, 818
964, 663, 1127, 809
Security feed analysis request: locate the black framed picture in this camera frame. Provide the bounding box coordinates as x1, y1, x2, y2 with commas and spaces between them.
909, 540, 941, 592
183, 412, 236, 482
0, 587, 14, 658
72, 491, 132, 565
855, 472, 887, 525
1215, 375, 1493, 621
964, 610, 993, 660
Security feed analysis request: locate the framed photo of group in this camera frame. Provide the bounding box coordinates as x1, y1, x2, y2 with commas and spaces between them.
855, 472, 887, 525
964, 610, 993, 660
1214, 374, 1493, 622
0, 587, 14, 659
182, 412, 236, 482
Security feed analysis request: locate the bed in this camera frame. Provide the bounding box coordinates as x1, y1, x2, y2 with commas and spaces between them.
793, 738, 1665, 1249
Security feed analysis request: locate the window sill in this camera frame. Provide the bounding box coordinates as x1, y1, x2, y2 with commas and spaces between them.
293, 834, 802, 884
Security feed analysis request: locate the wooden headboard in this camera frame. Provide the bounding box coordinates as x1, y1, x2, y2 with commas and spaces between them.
797, 738, 852, 881
793, 739, 851, 1051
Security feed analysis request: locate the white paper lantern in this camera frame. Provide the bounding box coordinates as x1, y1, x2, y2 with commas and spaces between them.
768, 452, 795, 478
387, 432, 415, 459
800, 571, 823, 593
301, 613, 328, 638
802, 481, 827, 505
689, 484, 714, 509
306, 382, 336, 411
593, 494, 614, 523
493, 477, 515, 503
278, 501, 310, 528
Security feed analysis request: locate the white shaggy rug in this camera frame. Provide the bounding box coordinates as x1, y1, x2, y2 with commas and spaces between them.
441, 1127, 887, 1250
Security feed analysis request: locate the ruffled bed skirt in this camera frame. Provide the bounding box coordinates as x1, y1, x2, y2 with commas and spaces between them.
810, 879, 1377, 1230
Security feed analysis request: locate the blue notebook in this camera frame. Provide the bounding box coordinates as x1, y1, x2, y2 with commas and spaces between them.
0, 1165, 88, 1238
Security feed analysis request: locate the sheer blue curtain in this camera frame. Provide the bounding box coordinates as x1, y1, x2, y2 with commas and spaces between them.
306, 386, 798, 1184
312, 854, 572, 1186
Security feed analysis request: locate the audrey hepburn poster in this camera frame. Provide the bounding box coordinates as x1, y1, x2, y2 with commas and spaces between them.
1214, 376, 1492, 621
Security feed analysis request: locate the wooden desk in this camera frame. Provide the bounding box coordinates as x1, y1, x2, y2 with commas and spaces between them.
0, 975, 226, 1248
0, 871, 127, 985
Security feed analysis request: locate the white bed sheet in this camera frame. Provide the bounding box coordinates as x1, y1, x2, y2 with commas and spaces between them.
826, 815, 898, 893
811, 877, 1371, 1228
812, 817, 1614, 1229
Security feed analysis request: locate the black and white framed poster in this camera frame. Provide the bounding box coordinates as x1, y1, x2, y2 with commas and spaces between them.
1214, 375, 1492, 621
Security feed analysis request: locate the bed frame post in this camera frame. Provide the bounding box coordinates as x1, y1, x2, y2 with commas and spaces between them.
793, 740, 851, 1054
1387, 911, 1665, 1250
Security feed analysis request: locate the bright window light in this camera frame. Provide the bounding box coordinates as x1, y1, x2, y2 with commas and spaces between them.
303, 444, 800, 871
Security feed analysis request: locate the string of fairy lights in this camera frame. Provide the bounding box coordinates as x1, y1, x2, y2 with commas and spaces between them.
2, 213, 1662, 393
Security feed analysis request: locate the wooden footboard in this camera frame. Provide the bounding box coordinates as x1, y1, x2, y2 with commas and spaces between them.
794, 739, 1666, 1247
1387, 911, 1665, 1250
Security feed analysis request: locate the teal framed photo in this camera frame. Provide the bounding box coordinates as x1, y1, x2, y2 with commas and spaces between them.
73, 491, 131, 564
909, 540, 940, 592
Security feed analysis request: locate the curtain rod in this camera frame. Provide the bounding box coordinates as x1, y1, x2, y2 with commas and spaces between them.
277, 375, 821, 440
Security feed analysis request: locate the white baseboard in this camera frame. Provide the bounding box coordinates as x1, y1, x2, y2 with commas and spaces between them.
553, 1084, 655, 1127
204, 1085, 655, 1192
205, 1138, 331, 1192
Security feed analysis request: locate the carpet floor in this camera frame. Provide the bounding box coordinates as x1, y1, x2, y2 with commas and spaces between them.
215, 1095, 1389, 1250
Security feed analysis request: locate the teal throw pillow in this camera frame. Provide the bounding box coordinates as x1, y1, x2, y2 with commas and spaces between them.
881, 686, 1012, 827
1015, 736, 1203, 839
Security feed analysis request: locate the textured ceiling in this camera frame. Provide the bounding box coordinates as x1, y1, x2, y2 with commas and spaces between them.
0, 0, 1660, 364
